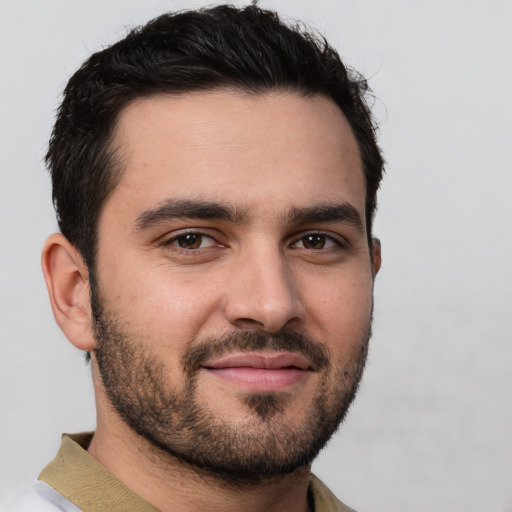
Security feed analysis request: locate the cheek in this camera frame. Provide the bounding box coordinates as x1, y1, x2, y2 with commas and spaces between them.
301, 268, 374, 350
101, 262, 226, 344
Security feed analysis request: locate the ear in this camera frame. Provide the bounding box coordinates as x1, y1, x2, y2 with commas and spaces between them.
41, 233, 95, 351
371, 237, 382, 277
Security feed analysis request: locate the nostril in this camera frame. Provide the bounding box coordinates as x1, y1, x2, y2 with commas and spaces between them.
231, 318, 266, 330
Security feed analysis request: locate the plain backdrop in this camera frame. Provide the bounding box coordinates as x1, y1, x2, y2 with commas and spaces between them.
1, 1, 511, 511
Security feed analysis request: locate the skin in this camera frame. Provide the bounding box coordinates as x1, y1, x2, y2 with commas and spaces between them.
42, 90, 381, 512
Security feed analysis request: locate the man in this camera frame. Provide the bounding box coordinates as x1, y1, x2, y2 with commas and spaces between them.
5, 4, 383, 512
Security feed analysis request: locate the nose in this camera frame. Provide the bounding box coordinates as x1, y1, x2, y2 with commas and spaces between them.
223, 247, 305, 333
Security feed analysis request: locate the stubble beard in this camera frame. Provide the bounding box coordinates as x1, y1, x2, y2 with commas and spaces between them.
91, 289, 371, 486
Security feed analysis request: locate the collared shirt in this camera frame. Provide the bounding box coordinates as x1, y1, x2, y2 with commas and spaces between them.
5, 434, 356, 512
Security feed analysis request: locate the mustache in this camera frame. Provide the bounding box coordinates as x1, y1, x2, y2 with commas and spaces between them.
182, 330, 331, 375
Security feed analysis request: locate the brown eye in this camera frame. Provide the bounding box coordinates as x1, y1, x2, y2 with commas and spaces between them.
176, 234, 202, 249
294, 234, 338, 250
172, 233, 215, 249
303, 235, 325, 249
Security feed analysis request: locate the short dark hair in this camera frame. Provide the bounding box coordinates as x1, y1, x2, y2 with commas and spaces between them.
46, 4, 384, 271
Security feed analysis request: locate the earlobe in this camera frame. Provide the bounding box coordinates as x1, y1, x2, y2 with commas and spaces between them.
371, 237, 382, 276
41, 233, 95, 351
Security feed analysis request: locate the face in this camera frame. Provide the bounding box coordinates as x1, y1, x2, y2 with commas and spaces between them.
91, 90, 379, 483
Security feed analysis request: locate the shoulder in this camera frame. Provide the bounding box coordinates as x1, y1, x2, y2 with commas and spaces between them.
2, 481, 82, 512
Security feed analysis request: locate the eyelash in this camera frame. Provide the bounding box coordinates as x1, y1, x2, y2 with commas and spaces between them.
160, 231, 220, 253
291, 231, 346, 251
160, 230, 346, 253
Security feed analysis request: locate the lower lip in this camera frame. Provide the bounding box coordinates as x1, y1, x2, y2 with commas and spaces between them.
204, 367, 308, 391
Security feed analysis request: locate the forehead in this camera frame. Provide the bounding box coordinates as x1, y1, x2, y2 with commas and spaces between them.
107, 90, 365, 224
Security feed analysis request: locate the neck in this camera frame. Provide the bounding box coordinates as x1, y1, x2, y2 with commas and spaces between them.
88, 419, 312, 512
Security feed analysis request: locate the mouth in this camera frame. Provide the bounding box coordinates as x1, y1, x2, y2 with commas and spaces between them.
201, 352, 313, 392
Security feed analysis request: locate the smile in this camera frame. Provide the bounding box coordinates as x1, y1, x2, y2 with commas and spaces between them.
202, 352, 312, 391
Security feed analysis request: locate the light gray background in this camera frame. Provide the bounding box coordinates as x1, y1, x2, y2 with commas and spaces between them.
1, 1, 511, 511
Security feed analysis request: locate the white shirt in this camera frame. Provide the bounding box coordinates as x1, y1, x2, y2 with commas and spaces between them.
2, 481, 81, 512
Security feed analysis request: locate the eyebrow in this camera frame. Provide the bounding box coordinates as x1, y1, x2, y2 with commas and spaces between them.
133, 198, 363, 232
133, 199, 246, 231
284, 203, 363, 229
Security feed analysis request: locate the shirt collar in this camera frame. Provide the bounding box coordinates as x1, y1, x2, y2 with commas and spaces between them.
39, 433, 354, 512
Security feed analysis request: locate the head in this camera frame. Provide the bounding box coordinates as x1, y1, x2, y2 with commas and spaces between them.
46, 4, 383, 276
42, 5, 384, 485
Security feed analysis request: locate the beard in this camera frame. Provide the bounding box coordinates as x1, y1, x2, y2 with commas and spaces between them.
91, 291, 371, 486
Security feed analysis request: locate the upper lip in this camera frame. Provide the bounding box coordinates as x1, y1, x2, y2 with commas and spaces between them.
202, 352, 313, 371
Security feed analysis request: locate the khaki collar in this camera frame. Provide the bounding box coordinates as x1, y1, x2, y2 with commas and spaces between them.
39, 433, 354, 512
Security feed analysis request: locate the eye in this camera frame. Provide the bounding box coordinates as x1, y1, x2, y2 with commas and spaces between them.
293, 233, 339, 250
168, 233, 217, 250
